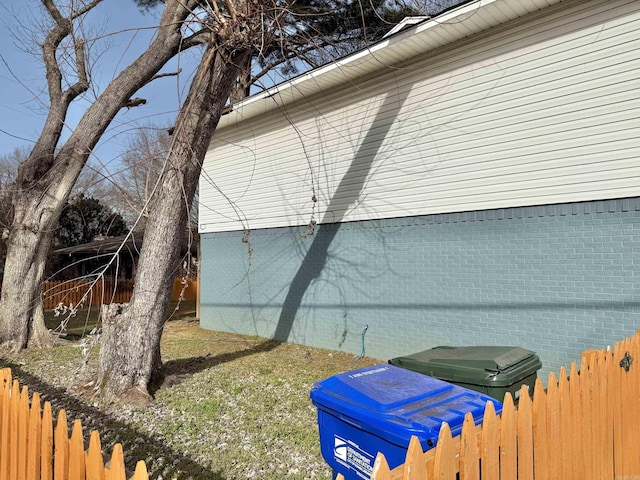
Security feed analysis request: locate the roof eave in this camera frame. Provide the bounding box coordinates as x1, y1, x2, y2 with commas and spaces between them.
218, 0, 564, 127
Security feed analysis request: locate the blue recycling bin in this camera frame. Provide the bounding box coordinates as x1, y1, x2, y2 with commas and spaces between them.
310, 364, 501, 480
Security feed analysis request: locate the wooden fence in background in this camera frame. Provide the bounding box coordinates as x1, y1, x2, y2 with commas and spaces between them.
42, 278, 197, 310
0, 368, 148, 480
42, 280, 135, 310
343, 329, 640, 480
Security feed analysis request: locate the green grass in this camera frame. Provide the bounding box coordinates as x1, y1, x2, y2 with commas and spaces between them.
5, 313, 378, 479
44, 300, 197, 338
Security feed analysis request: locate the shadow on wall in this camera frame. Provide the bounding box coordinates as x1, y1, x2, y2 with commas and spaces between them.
273, 87, 412, 341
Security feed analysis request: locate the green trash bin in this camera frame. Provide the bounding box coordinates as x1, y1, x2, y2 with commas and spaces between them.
389, 346, 541, 402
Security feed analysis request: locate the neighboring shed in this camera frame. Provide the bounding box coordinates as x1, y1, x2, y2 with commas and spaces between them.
52, 232, 144, 281
50, 231, 199, 307
198, 0, 640, 378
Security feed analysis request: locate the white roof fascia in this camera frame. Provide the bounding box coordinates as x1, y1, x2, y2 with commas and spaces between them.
382, 16, 432, 38
218, 0, 564, 127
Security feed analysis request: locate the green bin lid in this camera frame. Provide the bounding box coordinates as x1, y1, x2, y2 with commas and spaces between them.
389, 346, 541, 387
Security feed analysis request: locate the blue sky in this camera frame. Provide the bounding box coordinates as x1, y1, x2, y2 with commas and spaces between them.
0, 0, 200, 170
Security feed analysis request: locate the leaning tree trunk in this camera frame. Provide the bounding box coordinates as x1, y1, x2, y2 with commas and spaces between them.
0, 0, 200, 350
98, 44, 252, 404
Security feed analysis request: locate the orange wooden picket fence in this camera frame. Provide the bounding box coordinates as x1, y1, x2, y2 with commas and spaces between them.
0, 368, 148, 480
343, 329, 640, 480
42, 278, 197, 310
42, 280, 135, 310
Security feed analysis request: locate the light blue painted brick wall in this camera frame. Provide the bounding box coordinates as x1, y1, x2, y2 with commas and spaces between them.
200, 198, 640, 379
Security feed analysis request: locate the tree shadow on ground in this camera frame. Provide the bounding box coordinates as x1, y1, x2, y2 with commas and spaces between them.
0, 359, 225, 480
154, 339, 282, 392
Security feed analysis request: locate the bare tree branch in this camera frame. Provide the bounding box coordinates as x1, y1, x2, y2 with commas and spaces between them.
181, 29, 212, 49
148, 68, 183, 83
62, 36, 89, 104
70, 0, 103, 20
41, 0, 71, 104
41, 0, 65, 25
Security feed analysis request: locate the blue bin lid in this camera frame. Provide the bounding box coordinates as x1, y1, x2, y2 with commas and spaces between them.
310, 364, 500, 449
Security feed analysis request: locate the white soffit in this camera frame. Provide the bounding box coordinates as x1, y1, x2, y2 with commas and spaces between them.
218, 0, 564, 128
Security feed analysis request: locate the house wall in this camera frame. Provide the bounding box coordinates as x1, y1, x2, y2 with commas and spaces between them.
199, 0, 640, 233
200, 197, 640, 378
199, 0, 640, 378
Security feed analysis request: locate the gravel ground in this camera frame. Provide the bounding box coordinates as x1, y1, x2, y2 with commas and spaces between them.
1, 319, 378, 479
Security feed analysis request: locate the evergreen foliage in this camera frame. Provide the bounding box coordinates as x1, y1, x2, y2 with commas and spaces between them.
56, 195, 128, 248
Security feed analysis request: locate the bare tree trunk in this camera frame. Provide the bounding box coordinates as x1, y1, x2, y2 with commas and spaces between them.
0, 216, 53, 349
97, 45, 252, 404
0, 0, 200, 350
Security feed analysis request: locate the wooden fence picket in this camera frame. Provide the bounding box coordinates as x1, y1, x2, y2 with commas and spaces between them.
108, 444, 127, 480
557, 367, 571, 480
27, 392, 41, 480
545, 373, 561, 479
0, 375, 9, 480
498, 393, 516, 480
9, 380, 19, 480
630, 334, 640, 476
402, 435, 427, 479
619, 339, 631, 474
605, 349, 616, 480
517, 384, 534, 480
41, 402, 53, 480
479, 401, 499, 480
532, 378, 549, 480
599, 350, 614, 480
568, 362, 584, 480
613, 339, 631, 475
370, 453, 392, 480
18, 385, 29, 480
433, 423, 456, 480
69, 420, 85, 480
459, 413, 479, 480
86, 431, 105, 480
53, 410, 69, 480
131, 462, 149, 480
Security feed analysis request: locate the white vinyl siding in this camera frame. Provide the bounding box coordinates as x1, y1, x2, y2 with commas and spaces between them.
199, 0, 640, 233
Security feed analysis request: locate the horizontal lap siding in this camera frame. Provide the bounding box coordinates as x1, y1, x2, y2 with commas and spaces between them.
199, 0, 640, 234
